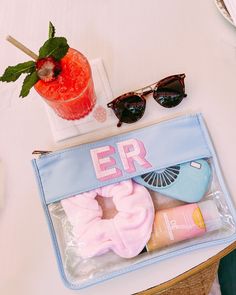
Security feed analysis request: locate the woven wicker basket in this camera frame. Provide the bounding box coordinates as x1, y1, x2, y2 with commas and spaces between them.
150, 262, 219, 295
137, 261, 219, 295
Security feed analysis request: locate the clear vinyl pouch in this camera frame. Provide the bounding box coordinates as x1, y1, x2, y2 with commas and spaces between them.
32, 113, 236, 290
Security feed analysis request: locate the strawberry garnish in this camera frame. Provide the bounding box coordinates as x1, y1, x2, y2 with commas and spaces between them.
36, 57, 61, 82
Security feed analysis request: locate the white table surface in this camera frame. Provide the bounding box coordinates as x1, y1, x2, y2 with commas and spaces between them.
0, 0, 236, 294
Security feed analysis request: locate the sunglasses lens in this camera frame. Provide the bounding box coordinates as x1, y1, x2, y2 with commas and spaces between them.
154, 77, 186, 108
108, 95, 146, 126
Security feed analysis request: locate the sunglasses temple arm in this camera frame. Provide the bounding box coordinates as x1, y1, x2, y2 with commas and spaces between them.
117, 120, 122, 127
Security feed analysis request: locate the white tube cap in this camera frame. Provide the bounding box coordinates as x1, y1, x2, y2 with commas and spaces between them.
198, 200, 222, 232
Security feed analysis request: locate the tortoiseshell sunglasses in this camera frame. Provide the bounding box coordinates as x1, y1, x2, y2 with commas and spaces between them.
107, 73, 187, 127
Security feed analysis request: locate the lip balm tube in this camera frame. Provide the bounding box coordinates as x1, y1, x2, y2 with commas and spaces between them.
145, 200, 222, 251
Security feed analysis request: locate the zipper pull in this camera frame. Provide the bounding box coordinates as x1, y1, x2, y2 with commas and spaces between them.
32, 150, 52, 156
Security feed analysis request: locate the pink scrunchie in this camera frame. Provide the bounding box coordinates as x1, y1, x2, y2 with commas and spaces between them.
61, 180, 154, 258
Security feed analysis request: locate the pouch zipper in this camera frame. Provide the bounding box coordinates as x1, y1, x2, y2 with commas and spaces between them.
32, 150, 52, 157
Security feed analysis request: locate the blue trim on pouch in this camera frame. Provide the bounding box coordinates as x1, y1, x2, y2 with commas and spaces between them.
32, 113, 236, 290
34, 114, 211, 204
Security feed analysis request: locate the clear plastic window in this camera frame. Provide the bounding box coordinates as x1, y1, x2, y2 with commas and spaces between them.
48, 158, 236, 285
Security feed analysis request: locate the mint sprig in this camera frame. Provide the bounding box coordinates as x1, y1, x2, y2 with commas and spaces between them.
0, 21, 69, 98
48, 22, 55, 38
0, 61, 35, 82
39, 37, 69, 61
20, 71, 39, 98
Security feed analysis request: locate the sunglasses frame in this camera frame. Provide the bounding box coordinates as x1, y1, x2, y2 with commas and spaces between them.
107, 73, 186, 127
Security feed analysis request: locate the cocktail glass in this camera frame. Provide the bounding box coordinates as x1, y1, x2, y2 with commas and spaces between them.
34, 48, 96, 120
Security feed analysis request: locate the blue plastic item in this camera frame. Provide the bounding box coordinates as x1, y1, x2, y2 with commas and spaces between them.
133, 159, 211, 202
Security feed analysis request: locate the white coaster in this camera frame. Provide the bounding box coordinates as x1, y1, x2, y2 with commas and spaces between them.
45, 58, 117, 142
